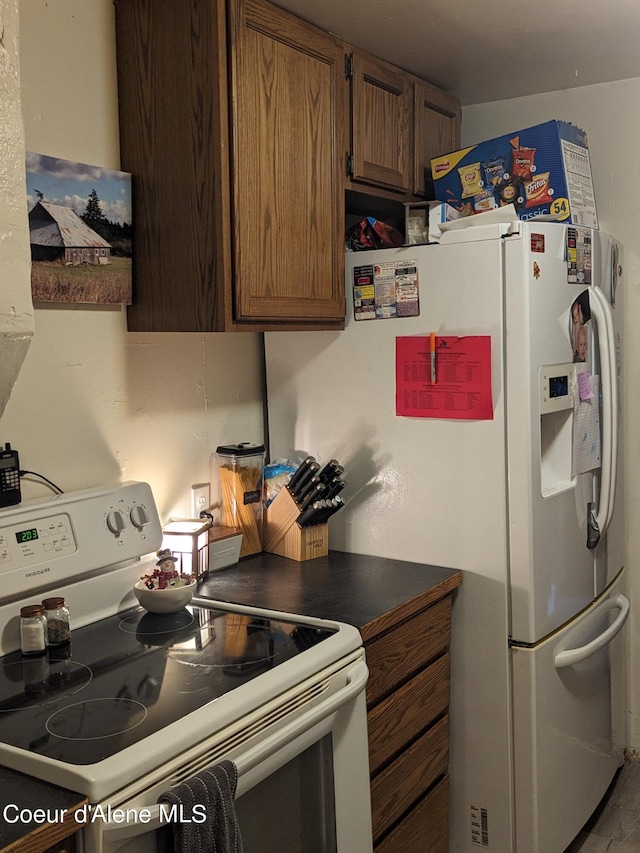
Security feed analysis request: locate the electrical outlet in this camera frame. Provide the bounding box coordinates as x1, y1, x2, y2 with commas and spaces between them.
190, 482, 210, 517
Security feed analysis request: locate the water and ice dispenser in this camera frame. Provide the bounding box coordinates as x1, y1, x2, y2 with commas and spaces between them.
539, 362, 576, 497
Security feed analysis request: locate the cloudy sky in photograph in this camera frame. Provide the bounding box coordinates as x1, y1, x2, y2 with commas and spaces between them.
26, 152, 131, 225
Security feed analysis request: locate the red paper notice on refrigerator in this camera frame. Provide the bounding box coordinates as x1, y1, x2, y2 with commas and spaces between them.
396, 335, 493, 420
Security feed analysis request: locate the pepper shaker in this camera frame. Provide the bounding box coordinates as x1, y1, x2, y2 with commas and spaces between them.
42, 597, 71, 646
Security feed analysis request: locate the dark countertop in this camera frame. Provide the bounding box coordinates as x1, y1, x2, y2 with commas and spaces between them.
0, 767, 86, 852
196, 549, 462, 642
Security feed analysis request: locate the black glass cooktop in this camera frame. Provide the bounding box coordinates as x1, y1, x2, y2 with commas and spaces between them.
0, 605, 335, 766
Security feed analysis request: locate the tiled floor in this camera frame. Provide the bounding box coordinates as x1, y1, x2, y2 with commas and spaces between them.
564, 761, 640, 852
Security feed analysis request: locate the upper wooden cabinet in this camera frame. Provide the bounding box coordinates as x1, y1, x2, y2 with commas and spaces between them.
348, 50, 413, 194
346, 49, 461, 200
228, 0, 347, 326
115, 0, 346, 332
414, 79, 462, 198
114, 0, 459, 331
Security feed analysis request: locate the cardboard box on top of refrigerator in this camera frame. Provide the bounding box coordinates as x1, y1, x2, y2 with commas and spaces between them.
430, 120, 598, 228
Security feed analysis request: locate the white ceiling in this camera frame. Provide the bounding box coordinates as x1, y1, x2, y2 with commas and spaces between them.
274, 0, 640, 105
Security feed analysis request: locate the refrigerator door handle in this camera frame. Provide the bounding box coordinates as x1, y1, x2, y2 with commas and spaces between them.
598, 284, 619, 533
585, 285, 618, 549
554, 594, 629, 669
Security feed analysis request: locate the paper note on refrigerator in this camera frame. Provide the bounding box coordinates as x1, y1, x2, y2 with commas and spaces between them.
395, 335, 493, 420
572, 374, 601, 475
352, 261, 420, 320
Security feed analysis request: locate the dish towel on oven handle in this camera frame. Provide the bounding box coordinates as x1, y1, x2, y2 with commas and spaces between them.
156, 759, 243, 853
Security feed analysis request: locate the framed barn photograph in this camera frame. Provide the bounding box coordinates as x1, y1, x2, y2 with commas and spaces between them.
26, 152, 132, 304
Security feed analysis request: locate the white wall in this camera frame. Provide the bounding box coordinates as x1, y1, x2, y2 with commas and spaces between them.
463, 83, 640, 749
0, 0, 265, 519
0, 0, 34, 417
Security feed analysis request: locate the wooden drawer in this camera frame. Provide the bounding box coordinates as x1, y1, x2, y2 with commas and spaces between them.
371, 713, 449, 842
365, 595, 452, 707
375, 774, 449, 853
367, 652, 450, 775
3, 831, 79, 853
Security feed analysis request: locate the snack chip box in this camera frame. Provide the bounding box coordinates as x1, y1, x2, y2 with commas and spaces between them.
430, 120, 598, 228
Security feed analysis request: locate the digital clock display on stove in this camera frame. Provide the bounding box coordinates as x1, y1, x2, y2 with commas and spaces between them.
15, 527, 39, 544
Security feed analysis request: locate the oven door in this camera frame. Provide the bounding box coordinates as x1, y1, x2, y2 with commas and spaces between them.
81, 650, 371, 853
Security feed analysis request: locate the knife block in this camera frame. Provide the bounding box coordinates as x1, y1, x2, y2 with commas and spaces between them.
263, 487, 329, 562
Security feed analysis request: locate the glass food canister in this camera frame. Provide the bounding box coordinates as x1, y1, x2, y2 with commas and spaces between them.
212, 443, 265, 558
42, 597, 71, 646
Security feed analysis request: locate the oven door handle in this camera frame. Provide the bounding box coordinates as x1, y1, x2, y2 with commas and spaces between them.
101, 657, 369, 841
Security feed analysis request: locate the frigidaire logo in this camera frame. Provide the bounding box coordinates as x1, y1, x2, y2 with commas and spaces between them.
434, 162, 450, 173
25, 567, 51, 579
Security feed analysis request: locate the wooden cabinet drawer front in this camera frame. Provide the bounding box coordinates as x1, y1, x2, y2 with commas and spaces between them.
374, 774, 449, 853
366, 595, 451, 707
371, 713, 449, 842
368, 652, 450, 775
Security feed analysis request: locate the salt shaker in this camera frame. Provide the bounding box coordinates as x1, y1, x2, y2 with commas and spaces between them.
42, 597, 71, 646
20, 604, 47, 656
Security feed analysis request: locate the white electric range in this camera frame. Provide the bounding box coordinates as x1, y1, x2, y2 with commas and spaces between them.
0, 482, 372, 853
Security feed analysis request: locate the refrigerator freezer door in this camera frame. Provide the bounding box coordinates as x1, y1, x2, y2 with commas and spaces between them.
511, 575, 627, 853
504, 223, 606, 643
504, 224, 623, 641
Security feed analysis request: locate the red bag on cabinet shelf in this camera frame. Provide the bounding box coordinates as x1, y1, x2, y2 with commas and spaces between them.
346, 217, 404, 251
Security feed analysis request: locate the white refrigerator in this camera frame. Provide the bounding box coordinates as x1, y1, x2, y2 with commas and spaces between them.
264, 219, 628, 852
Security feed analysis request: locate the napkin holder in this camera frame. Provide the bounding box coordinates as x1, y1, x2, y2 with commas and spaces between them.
263, 487, 328, 562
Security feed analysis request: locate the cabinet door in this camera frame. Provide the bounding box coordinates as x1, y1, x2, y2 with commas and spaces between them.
228, 0, 346, 324
413, 80, 461, 198
115, 0, 231, 332
349, 50, 413, 193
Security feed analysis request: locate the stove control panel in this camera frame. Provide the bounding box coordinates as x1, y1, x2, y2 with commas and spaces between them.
0, 482, 163, 600
0, 512, 77, 568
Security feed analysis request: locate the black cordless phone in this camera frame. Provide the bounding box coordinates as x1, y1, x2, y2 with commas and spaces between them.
0, 443, 21, 507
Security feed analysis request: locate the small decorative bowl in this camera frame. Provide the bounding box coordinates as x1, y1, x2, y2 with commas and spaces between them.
134, 579, 196, 614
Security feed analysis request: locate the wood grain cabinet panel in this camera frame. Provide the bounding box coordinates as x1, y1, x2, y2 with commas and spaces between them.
346, 50, 460, 201
3, 820, 82, 853
349, 50, 413, 193
363, 582, 459, 853
368, 652, 450, 775
115, 0, 230, 332
365, 594, 452, 706
229, 0, 347, 324
414, 79, 462, 198
115, 0, 346, 331
370, 714, 449, 841
375, 775, 450, 853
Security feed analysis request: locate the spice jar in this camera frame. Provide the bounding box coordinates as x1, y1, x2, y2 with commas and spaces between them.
42, 597, 71, 646
20, 605, 47, 656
